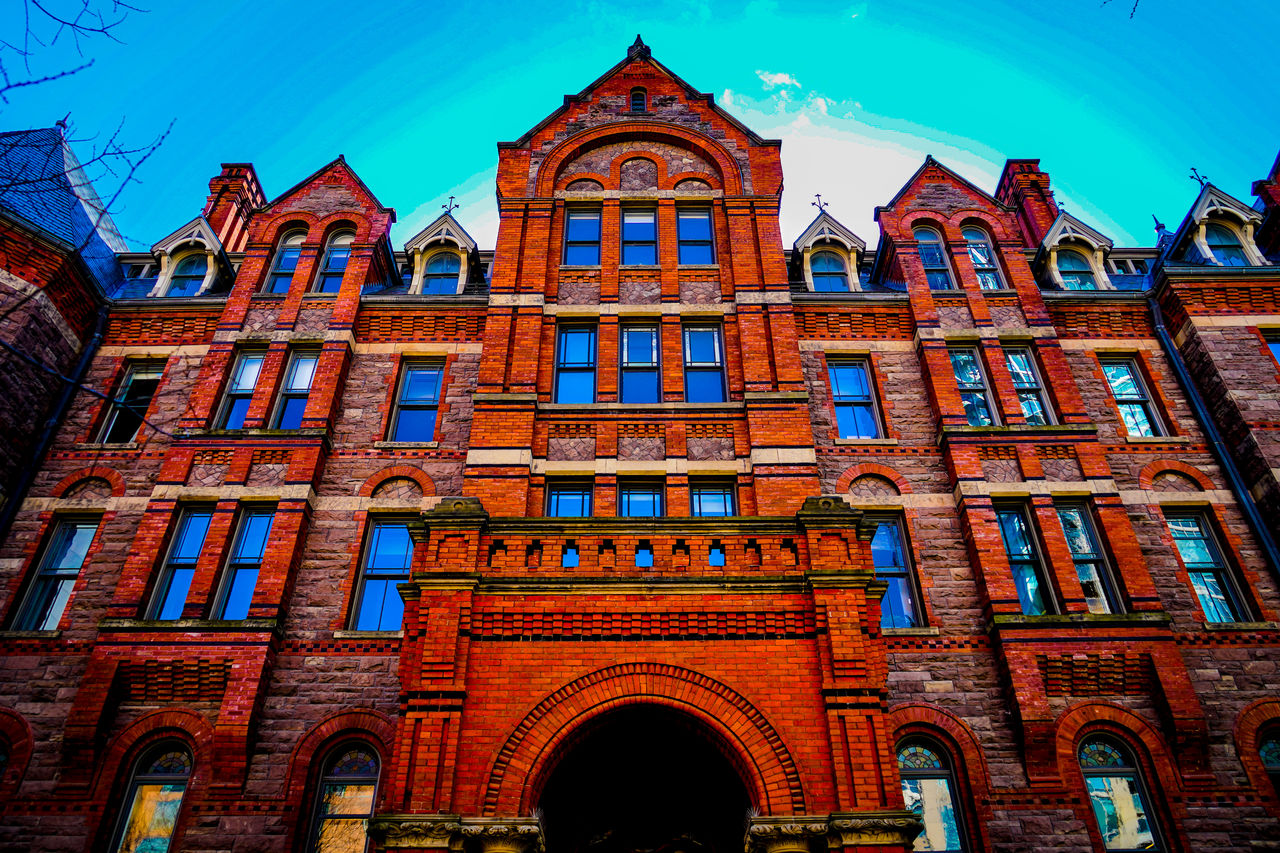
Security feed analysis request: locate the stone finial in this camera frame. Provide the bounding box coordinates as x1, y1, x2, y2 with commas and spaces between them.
628, 34, 651, 59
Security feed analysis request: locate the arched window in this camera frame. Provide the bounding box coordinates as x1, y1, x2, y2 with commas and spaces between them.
913, 227, 953, 290
630, 87, 647, 112
111, 742, 192, 853
1078, 737, 1163, 851
962, 227, 1004, 290
810, 250, 850, 292
1260, 729, 1280, 793
165, 253, 207, 297
1057, 249, 1097, 290
422, 252, 462, 295
315, 231, 355, 293
267, 231, 305, 293
307, 743, 380, 853
897, 739, 965, 852
1205, 222, 1250, 267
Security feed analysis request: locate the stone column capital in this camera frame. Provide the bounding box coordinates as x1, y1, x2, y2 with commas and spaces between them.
459, 817, 545, 853
826, 811, 922, 847
744, 816, 829, 853
369, 814, 461, 849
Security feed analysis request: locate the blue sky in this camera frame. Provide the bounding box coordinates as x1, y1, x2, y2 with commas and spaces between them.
3, 0, 1277, 251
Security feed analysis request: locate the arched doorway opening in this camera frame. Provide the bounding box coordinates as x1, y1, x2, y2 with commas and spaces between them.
537, 705, 753, 853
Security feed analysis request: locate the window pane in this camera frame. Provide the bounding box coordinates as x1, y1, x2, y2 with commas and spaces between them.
1189, 571, 1238, 623
231, 354, 264, 393
1086, 775, 1157, 851
829, 363, 870, 400
392, 408, 437, 442
871, 521, 906, 570
836, 403, 879, 439
620, 370, 660, 404
368, 524, 413, 570
104, 367, 162, 444
355, 578, 403, 631
1117, 404, 1155, 437
219, 568, 258, 620
275, 396, 308, 430
222, 398, 251, 431
684, 329, 720, 365
918, 244, 946, 268
622, 209, 656, 240
48, 522, 97, 569
548, 488, 591, 517
565, 211, 601, 241
1011, 563, 1048, 615
564, 244, 600, 265
1101, 362, 1139, 398
324, 248, 350, 272
558, 329, 596, 366
622, 243, 657, 265
678, 243, 714, 265
691, 487, 733, 517
315, 819, 372, 853
155, 567, 194, 621
997, 511, 1033, 557
685, 370, 725, 403
622, 328, 658, 366
318, 781, 376, 816
400, 367, 443, 404
275, 247, 300, 273
117, 782, 185, 853
286, 355, 318, 392
813, 273, 849, 292
811, 252, 845, 273
949, 350, 982, 387
556, 371, 595, 404
959, 392, 993, 426
677, 210, 712, 240
426, 254, 461, 274
233, 513, 273, 563
620, 488, 662, 517
171, 512, 212, 564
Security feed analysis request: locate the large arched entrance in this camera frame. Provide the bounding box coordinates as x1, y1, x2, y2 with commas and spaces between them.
537, 705, 753, 853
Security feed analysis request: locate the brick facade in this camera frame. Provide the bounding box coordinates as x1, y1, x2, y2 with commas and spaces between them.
1, 38, 1278, 853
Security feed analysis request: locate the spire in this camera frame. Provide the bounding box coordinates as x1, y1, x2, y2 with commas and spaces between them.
628, 34, 651, 59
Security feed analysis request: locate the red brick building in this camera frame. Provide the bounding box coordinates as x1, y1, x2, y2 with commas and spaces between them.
2, 37, 1279, 853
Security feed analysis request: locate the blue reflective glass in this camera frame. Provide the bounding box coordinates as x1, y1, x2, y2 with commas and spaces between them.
871, 522, 905, 569
565, 211, 601, 241
830, 364, 870, 399
691, 487, 734, 517
564, 244, 600, 265
172, 512, 211, 562
233, 513, 274, 563
274, 247, 300, 273
392, 408, 437, 442
426, 254, 460, 274
556, 372, 595, 404
622, 243, 657, 265
401, 368, 442, 404
548, 488, 591, 517
156, 568, 194, 620
354, 579, 403, 631
558, 329, 596, 365
219, 567, 258, 620
267, 273, 293, 294
623, 328, 657, 366
620, 488, 662, 517
368, 524, 413, 570
678, 210, 712, 240
678, 243, 714, 265
686, 370, 725, 403
620, 370, 659, 403
276, 396, 308, 430
622, 210, 656, 240
684, 329, 719, 364
222, 398, 251, 430
423, 275, 458, 295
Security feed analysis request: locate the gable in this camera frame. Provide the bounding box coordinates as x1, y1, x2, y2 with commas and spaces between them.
405, 212, 478, 254
794, 211, 866, 252
261, 157, 393, 219
1041, 211, 1113, 251
151, 215, 224, 255
879, 156, 1007, 217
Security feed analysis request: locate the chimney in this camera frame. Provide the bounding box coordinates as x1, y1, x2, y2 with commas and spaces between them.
1252, 149, 1280, 257
996, 159, 1058, 247
203, 163, 266, 253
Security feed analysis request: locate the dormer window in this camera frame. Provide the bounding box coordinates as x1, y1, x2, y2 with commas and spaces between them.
423, 252, 462, 295
1057, 249, 1096, 290
165, 253, 207, 297
962, 226, 1004, 290
630, 87, 647, 112
315, 231, 354, 293
1204, 222, 1250, 267
267, 231, 305, 294
810, 250, 849, 292
914, 227, 953, 290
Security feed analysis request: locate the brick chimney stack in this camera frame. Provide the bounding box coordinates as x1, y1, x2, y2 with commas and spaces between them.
996, 158, 1058, 247
203, 163, 266, 253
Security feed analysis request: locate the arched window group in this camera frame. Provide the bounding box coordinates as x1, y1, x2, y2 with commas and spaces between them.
910, 224, 1006, 291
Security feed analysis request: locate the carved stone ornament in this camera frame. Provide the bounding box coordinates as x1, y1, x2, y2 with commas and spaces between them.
827, 811, 923, 846
745, 816, 829, 853
458, 818, 546, 853
369, 814, 462, 849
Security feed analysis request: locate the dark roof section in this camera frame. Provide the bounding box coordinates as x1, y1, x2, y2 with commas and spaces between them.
0, 126, 126, 291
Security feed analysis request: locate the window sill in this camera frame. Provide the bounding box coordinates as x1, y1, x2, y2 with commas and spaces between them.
98, 617, 280, 632
834, 437, 899, 446
333, 629, 404, 640
980, 288, 1018, 295
1201, 620, 1280, 632
881, 626, 940, 637
559, 265, 601, 271
0, 629, 61, 639
940, 424, 1097, 437
73, 442, 140, 451
193, 427, 329, 439
1122, 435, 1189, 444
988, 611, 1171, 630
251, 292, 287, 300
539, 401, 744, 413
618, 264, 661, 270
373, 441, 439, 450
302, 292, 338, 300
677, 264, 720, 271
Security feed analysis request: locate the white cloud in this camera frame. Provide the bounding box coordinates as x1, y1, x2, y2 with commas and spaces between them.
720, 89, 736, 107
756, 70, 801, 90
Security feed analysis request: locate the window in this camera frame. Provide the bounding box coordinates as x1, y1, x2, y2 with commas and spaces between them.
273, 350, 319, 430
962, 227, 1003, 290
1166, 511, 1247, 623
110, 743, 192, 853
996, 505, 1053, 615
12, 518, 97, 630
1100, 358, 1161, 438
1058, 249, 1097, 290
315, 232, 353, 293
1205, 223, 1250, 267
1003, 347, 1051, 425
690, 481, 735, 517
1261, 731, 1280, 792
267, 231, 305, 293
148, 508, 213, 620
621, 208, 657, 265
948, 348, 996, 426
828, 358, 881, 439
99, 361, 164, 444
165, 253, 206, 297
1079, 738, 1163, 852
629, 87, 647, 112
564, 209, 601, 265
914, 227, 953, 290
1267, 336, 1280, 367
389, 361, 443, 442
422, 252, 461, 295
212, 509, 273, 620
619, 325, 660, 403
218, 350, 266, 430
871, 517, 921, 629
307, 744, 379, 853
554, 326, 597, 404
683, 325, 726, 403
619, 481, 663, 517
547, 482, 592, 517
677, 208, 714, 265
1057, 504, 1121, 614
352, 520, 413, 631
811, 250, 849, 292
898, 740, 965, 853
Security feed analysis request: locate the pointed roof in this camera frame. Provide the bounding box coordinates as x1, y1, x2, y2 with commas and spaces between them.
261, 155, 394, 220
793, 209, 865, 253
1040, 210, 1113, 251
1160, 183, 1263, 264
405, 211, 478, 254
877, 155, 1008, 215
151, 214, 225, 255
500, 36, 778, 149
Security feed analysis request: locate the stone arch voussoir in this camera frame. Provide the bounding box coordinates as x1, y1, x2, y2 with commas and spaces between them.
836, 462, 912, 495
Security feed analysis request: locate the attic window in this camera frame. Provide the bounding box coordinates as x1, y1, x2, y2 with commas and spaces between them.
1204, 223, 1250, 267
166, 253, 207, 297
630, 88, 647, 113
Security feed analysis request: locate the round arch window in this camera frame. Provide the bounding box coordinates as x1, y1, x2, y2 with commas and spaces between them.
810, 250, 849, 292
166, 253, 207, 297
913, 227, 953, 290
111, 742, 193, 853
1205, 222, 1250, 267
423, 252, 462, 295
1078, 737, 1163, 851
897, 739, 966, 852
307, 743, 380, 853
1057, 248, 1097, 290
961, 226, 1003, 290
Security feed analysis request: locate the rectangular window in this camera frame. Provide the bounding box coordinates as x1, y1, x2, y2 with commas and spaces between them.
1266, 336, 1280, 367
949, 348, 996, 426
352, 520, 414, 631
148, 508, 213, 620
547, 482, 592, 517
690, 481, 735, 517
1004, 347, 1052, 425
619, 325, 660, 404
212, 508, 273, 620
554, 326, 597, 404
683, 325, 726, 403
621, 207, 657, 265
1100, 358, 1161, 437
828, 358, 881, 439
98, 361, 164, 444
564, 209, 601, 265
12, 518, 98, 630
1166, 512, 1246, 623
996, 505, 1054, 615
618, 481, 663, 517
273, 350, 319, 430
390, 361, 444, 442
677, 208, 714, 265
1056, 504, 1121, 614
218, 350, 266, 430
316, 246, 350, 293
871, 517, 921, 629
267, 247, 300, 293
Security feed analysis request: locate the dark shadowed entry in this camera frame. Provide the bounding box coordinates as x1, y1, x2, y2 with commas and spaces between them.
538, 706, 753, 853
